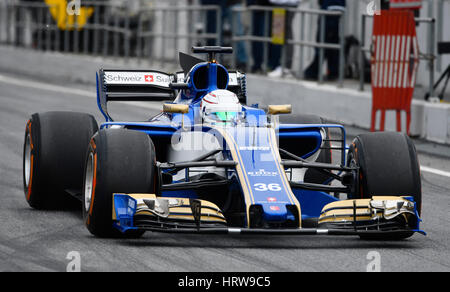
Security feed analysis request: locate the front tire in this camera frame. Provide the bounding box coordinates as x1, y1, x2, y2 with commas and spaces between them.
347, 132, 422, 240
82, 129, 157, 238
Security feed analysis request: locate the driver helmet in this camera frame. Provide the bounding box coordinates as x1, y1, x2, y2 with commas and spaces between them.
201, 90, 244, 124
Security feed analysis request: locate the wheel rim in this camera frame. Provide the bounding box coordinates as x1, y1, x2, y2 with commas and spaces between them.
24, 133, 32, 188
84, 152, 95, 212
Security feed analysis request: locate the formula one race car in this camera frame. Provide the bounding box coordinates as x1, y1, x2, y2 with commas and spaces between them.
22, 46, 425, 240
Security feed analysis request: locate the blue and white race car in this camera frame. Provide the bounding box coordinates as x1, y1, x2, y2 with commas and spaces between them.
23, 46, 424, 240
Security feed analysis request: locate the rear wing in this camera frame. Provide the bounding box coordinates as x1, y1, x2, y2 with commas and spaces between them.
97, 69, 176, 121
97, 68, 247, 121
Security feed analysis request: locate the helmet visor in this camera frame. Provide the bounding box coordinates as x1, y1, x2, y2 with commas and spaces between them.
204, 111, 244, 124
214, 112, 237, 122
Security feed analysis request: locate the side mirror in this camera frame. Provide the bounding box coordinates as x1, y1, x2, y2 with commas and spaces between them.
163, 104, 189, 114
267, 105, 292, 115
163, 104, 189, 129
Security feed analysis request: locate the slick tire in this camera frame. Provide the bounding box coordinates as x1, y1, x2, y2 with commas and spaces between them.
82, 129, 157, 238
347, 132, 422, 240
23, 112, 98, 209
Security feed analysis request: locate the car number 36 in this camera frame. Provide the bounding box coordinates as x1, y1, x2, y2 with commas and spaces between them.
253, 183, 282, 191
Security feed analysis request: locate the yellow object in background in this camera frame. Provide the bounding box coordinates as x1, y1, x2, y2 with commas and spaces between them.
271, 8, 286, 45
44, 0, 94, 31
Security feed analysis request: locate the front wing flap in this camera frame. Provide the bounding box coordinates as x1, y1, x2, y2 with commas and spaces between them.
318, 196, 425, 235
112, 193, 227, 233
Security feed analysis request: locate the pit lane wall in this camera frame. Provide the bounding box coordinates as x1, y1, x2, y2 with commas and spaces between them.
1, 45, 449, 145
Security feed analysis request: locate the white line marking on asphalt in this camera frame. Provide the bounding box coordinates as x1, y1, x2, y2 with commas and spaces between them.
0, 73, 163, 111
420, 166, 450, 178
0, 73, 96, 97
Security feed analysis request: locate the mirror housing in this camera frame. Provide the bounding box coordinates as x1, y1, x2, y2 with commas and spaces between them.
163, 104, 189, 114
267, 105, 292, 115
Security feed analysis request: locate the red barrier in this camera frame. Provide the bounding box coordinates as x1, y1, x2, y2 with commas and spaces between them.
370, 10, 420, 134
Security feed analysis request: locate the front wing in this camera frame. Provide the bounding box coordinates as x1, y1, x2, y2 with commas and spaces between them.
112, 194, 425, 237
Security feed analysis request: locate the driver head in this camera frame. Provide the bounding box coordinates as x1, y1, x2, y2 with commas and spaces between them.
201, 90, 243, 125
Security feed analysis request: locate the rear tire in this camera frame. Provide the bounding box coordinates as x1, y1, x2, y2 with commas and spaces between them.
23, 112, 98, 209
347, 132, 422, 240
82, 129, 157, 238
